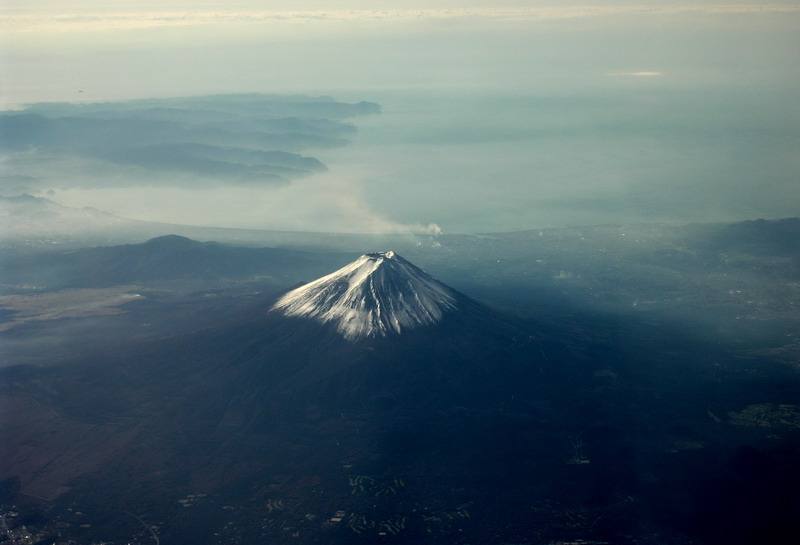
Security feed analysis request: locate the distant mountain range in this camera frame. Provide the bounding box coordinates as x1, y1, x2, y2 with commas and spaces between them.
0, 233, 351, 292
3, 193, 798, 297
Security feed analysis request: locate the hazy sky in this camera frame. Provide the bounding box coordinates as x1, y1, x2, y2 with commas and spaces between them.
2, 1, 799, 233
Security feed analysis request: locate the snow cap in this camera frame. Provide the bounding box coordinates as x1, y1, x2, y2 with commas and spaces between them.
271, 251, 457, 340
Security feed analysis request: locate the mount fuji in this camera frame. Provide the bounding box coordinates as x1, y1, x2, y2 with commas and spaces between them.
271, 250, 464, 340
0, 246, 588, 544
201, 249, 563, 415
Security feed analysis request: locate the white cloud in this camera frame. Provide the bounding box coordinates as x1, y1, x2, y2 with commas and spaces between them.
5, 5, 800, 32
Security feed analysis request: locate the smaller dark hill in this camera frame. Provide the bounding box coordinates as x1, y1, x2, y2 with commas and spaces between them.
698, 217, 800, 258
0, 235, 352, 291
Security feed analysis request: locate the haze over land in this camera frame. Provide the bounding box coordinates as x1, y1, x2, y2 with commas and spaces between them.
2, 1, 799, 233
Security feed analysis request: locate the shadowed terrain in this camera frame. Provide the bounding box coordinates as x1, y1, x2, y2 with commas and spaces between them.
1, 218, 799, 544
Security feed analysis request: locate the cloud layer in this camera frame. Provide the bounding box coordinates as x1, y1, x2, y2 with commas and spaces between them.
2, 3, 797, 234
5, 5, 800, 32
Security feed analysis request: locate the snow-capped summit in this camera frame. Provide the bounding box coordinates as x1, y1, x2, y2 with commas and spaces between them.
271, 251, 458, 340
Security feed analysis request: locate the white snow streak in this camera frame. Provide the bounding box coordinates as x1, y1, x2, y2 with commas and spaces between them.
271, 251, 456, 341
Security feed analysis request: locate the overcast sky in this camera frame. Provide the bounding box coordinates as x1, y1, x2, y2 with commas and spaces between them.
2, 1, 798, 233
